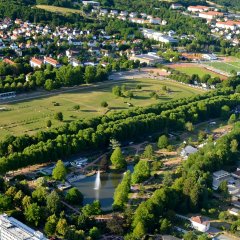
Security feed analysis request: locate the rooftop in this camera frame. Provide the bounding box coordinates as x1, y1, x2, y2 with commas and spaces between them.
0, 214, 47, 240
190, 216, 209, 226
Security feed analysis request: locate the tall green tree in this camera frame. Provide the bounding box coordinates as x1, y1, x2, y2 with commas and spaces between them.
65, 187, 83, 205
158, 135, 169, 149
110, 147, 126, 169
52, 160, 67, 181
142, 144, 153, 160
113, 170, 131, 210
132, 160, 150, 184
24, 203, 41, 226
46, 190, 61, 213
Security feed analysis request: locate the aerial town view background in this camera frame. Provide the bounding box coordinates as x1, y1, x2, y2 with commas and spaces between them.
0, 0, 239, 239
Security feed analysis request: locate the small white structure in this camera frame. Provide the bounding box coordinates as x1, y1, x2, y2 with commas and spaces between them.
190, 216, 210, 232
212, 170, 231, 190
180, 145, 198, 159
0, 214, 48, 239
82, 1, 100, 6
228, 208, 240, 216
202, 53, 218, 61
170, 3, 183, 10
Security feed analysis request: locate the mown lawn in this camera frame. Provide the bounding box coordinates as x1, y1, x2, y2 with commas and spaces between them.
174, 66, 224, 78
0, 78, 204, 139
205, 62, 240, 74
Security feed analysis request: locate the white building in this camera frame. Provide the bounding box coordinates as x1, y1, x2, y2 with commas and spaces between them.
149, 17, 161, 25
212, 170, 231, 190
187, 5, 209, 13
228, 208, 240, 216
129, 52, 163, 66
170, 3, 183, 10
129, 12, 137, 18
199, 11, 224, 20
180, 145, 198, 159
190, 216, 210, 232
0, 214, 48, 240
216, 21, 239, 31
82, 1, 100, 6
30, 57, 43, 68
202, 53, 218, 61
141, 28, 178, 44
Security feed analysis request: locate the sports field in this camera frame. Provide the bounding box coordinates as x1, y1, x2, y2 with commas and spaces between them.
35, 5, 83, 15
174, 66, 224, 78
205, 61, 240, 74
0, 78, 204, 139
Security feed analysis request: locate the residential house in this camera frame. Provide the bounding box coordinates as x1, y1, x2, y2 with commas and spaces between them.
68, 38, 82, 46
30, 57, 43, 68
44, 56, 61, 68
199, 11, 224, 20
149, 17, 161, 24
190, 216, 210, 232
120, 11, 128, 17
129, 12, 137, 18
110, 10, 118, 17
69, 58, 83, 67
130, 18, 145, 24
187, 5, 209, 13
170, 3, 183, 10
216, 21, 239, 30
3, 58, 15, 65
66, 49, 80, 59
99, 9, 108, 16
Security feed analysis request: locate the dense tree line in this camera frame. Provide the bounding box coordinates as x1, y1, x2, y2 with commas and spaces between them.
211, 0, 240, 10
0, 88, 234, 156
0, 91, 239, 173
0, 64, 108, 93
0, 87, 233, 157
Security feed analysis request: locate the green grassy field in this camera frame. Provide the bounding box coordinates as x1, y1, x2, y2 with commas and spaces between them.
0, 78, 204, 139
174, 66, 225, 78
205, 61, 240, 74
35, 5, 83, 15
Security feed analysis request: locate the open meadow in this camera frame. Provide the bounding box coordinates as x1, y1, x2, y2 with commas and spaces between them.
0, 78, 204, 139
35, 5, 83, 15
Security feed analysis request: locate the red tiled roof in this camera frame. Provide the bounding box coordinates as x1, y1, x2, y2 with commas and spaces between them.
201, 11, 224, 16
191, 216, 209, 226
3, 58, 15, 65
44, 57, 59, 65
31, 57, 43, 65
189, 5, 209, 10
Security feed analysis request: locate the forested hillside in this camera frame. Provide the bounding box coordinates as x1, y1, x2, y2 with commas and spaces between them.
211, 0, 240, 10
